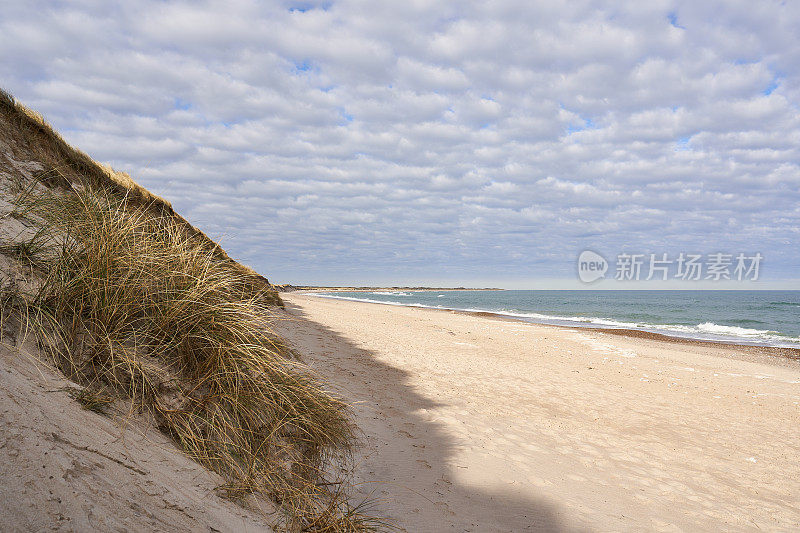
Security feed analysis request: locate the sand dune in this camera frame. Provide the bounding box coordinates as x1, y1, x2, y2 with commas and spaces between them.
0, 341, 275, 532
276, 293, 800, 532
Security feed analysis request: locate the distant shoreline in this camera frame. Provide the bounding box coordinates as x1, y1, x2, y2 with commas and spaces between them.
276, 285, 504, 292
305, 291, 800, 361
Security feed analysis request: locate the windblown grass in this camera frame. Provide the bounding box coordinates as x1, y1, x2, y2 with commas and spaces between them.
0, 88, 283, 308
5, 177, 379, 531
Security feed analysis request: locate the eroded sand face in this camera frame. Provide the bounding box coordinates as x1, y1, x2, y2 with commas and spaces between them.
0, 343, 275, 533
277, 293, 800, 533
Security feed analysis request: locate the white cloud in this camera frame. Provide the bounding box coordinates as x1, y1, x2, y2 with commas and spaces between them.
2, 0, 799, 285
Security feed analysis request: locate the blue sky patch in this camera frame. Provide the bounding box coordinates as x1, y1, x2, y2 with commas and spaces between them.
667, 12, 685, 29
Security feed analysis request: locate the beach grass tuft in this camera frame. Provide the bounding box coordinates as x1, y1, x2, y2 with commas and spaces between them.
0, 86, 379, 530
4, 177, 376, 530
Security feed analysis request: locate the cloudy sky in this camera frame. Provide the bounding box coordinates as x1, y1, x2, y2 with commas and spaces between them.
2, 0, 799, 288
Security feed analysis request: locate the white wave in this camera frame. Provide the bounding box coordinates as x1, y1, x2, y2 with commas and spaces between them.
695, 322, 779, 337
370, 291, 411, 296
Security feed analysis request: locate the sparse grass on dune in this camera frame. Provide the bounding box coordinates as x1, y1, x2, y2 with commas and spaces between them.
3, 176, 382, 531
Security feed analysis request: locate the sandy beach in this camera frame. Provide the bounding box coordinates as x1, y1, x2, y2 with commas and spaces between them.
275, 292, 800, 532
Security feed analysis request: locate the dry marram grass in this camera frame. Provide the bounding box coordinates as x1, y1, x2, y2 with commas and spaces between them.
0, 89, 384, 531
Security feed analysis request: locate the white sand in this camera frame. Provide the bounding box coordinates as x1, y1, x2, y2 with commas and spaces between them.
276, 292, 800, 532
0, 341, 275, 532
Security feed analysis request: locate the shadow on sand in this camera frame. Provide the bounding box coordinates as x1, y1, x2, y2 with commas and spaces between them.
273, 299, 591, 533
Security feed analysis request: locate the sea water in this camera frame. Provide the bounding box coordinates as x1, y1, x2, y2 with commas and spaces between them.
311, 290, 800, 348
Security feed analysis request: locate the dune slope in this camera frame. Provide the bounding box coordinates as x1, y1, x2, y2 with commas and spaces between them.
0, 91, 365, 531
0, 341, 275, 532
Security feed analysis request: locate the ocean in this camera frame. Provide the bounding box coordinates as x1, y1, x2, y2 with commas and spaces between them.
311, 290, 800, 348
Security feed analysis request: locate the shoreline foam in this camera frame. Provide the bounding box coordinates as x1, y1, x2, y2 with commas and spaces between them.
307, 291, 800, 354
